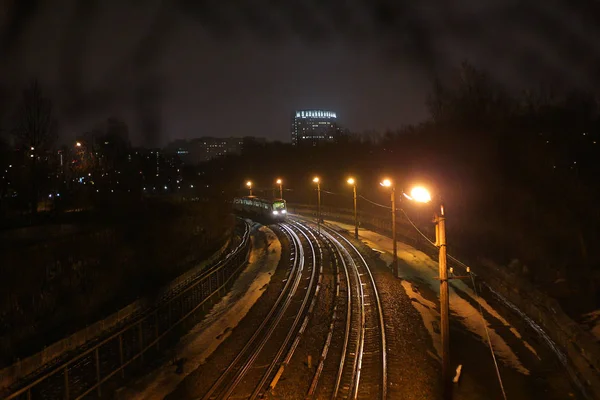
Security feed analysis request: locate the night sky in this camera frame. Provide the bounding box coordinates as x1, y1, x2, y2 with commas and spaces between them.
2, 0, 600, 146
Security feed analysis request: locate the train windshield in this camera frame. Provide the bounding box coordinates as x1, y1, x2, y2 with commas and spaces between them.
273, 201, 286, 211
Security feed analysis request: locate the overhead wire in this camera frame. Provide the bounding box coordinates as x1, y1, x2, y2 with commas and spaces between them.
396, 197, 508, 398
358, 194, 392, 209
397, 207, 436, 248
469, 272, 508, 399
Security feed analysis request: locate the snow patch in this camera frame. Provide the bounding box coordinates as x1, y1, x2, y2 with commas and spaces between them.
116, 225, 281, 400
324, 220, 533, 375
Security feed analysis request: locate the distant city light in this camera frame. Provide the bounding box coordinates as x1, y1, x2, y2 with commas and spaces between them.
190, 184, 194, 188
164, 185, 168, 190
76, 142, 82, 147
48, 194, 52, 198
30, 146, 34, 151
56, 193, 60, 197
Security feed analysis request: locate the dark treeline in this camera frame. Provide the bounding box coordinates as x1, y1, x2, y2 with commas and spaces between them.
199, 62, 600, 317
0, 80, 232, 364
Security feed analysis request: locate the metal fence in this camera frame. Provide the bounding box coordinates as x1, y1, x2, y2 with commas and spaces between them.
4, 221, 252, 400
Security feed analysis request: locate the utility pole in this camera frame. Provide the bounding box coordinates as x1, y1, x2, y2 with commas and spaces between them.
317, 181, 321, 232
353, 183, 358, 239
391, 186, 397, 277
380, 179, 398, 277
276, 178, 283, 199
436, 204, 450, 399
313, 177, 321, 232
347, 178, 358, 239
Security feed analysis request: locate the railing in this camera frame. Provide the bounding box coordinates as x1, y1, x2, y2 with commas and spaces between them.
4, 221, 252, 400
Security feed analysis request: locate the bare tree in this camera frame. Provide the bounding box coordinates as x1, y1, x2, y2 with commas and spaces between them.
13, 80, 57, 151
12, 80, 58, 215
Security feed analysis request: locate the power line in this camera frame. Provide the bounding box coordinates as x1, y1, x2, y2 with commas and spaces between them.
399, 206, 507, 398
358, 194, 391, 209
398, 207, 436, 247
469, 272, 508, 400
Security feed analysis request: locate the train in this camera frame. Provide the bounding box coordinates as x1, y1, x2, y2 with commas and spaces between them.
233, 196, 288, 222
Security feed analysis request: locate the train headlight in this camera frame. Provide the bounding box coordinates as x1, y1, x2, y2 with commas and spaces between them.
273, 210, 279, 215
281, 210, 287, 214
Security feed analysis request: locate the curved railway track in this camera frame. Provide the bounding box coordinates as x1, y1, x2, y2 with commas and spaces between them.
201, 222, 322, 400
295, 218, 387, 400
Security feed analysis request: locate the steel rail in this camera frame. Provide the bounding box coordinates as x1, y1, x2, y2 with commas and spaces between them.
293, 215, 387, 399
325, 223, 388, 400
201, 223, 304, 400
248, 222, 319, 399
322, 229, 363, 399
305, 237, 343, 398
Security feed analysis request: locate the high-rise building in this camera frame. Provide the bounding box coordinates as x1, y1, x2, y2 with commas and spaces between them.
291, 110, 338, 145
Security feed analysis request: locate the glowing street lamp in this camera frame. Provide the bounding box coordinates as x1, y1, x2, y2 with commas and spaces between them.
276, 178, 283, 199
313, 177, 321, 232
409, 186, 432, 203
347, 177, 358, 239
246, 180, 253, 196
75, 141, 82, 148
406, 185, 450, 398
380, 178, 397, 276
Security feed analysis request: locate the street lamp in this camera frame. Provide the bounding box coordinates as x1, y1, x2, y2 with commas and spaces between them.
246, 180, 253, 196
380, 178, 398, 277
276, 178, 283, 199
313, 177, 321, 232
407, 185, 450, 399
347, 177, 358, 239
75, 141, 82, 148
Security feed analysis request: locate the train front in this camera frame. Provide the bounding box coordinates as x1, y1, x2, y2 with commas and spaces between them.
271, 199, 287, 219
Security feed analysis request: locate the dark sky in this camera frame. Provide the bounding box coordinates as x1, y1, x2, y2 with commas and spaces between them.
2, 0, 600, 146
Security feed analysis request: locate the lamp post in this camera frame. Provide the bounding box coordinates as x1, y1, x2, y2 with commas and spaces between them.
246, 180, 253, 196
276, 178, 283, 199
380, 179, 398, 277
347, 177, 358, 239
313, 177, 321, 232
408, 186, 450, 399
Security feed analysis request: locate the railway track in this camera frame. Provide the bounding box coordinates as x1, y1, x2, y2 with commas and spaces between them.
296, 218, 387, 400
201, 222, 322, 400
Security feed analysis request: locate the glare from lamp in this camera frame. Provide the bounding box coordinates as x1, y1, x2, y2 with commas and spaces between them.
347, 177, 355, 185
380, 179, 392, 187
313, 177, 319, 183
410, 186, 432, 203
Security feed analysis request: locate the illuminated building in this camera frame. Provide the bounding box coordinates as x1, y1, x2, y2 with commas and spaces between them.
291, 110, 338, 146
